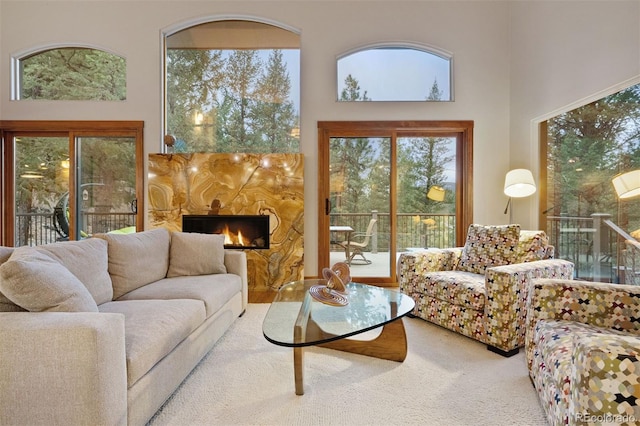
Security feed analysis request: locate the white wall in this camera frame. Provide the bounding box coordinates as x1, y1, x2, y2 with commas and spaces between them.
509, 0, 640, 227
1, 0, 637, 276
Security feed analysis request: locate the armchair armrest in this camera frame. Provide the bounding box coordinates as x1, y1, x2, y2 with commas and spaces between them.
525, 279, 640, 367
0, 312, 127, 426
484, 259, 574, 355
397, 248, 462, 295
224, 250, 248, 310
572, 334, 640, 424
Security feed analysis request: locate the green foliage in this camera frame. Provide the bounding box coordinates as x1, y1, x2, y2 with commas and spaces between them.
547, 84, 640, 228
340, 74, 370, 101
167, 48, 299, 153
21, 48, 125, 100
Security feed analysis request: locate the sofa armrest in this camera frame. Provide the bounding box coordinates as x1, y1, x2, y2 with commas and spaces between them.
571, 333, 640, 424
525, 278, 640, 368
224, 250, 248, 310
0, 312, 127, 426
397, 248, 462, 292
484, 259, 574, 354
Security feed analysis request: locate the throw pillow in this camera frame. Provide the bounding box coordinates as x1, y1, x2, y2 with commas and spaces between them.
0, 247, 98, 312
515, 230, 549, 263
456, 224, 521, 274
167, 232, 227, 277
97, 228, 171, 300
36, 238, 113, 305
0, 246, 24, 312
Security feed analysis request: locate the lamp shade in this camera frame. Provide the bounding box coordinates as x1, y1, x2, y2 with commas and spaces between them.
612, 170, 640, 199
504, 169, 536, 198
427, 185, 445, 202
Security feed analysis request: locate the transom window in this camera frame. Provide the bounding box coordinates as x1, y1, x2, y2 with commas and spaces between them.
164, 20, 300, 153
14, 47, 126, 101
337, 44, 452, 102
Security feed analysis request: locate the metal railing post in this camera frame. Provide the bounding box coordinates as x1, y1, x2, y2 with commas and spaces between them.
591, 213, 612, 282
371, 210, 378, 254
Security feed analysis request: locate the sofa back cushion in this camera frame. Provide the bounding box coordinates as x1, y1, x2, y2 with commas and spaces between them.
98, 228, 170, 299
36, 238, 113, 305
167, 232, 227, 277
0, 247, 23, 312
0, 247, 99, 312
515, 230, 550, 263
456, 224, 521, 274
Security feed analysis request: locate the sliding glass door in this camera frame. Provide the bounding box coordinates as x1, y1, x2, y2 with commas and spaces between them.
318, 121, 473, 285
328, 136, 392, 278
1, 121, 144, 246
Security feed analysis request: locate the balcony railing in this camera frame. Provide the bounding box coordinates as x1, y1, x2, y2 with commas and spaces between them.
15, 211, 136, 247
16, 210, 631, 283
331, 211, 631, 283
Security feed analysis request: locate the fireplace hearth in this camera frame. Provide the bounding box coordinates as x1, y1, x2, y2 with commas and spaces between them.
182, 215, 270, 249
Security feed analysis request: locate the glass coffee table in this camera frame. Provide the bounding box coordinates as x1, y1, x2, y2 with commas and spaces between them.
262, 279, 415, 395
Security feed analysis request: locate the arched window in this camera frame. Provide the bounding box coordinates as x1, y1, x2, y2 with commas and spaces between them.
14, 47, 126, 100
164, 19, 301, 153
337, 43, 452, 102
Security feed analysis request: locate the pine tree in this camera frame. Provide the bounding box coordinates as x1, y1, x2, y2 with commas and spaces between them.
251, 50, 298, 153
218, 50, 262, 152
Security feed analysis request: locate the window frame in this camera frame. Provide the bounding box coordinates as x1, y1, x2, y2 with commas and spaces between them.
336, 42, 454, 102
318, 120, 473, 284
0, 120, 144, 246
11, 45, 126, 101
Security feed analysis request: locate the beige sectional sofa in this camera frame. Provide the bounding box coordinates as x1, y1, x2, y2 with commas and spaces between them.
0, 228, 248, 426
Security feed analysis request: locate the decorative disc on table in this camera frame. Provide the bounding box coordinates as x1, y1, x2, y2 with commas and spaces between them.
309, 262, 352, 306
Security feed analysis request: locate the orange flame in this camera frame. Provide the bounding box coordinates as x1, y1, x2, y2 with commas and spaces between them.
221, 225, 248, 246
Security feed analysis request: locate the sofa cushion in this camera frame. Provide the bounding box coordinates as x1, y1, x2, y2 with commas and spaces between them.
0, 247, 98, 312
97, 228, 170, 299
167, 232, 227, 277
456, 224, 521, 274
0, 247, 24, 312
515, 230, 549, 263
36, 238, 113, 305
99, 299, 206, 387
419, 271, 486, 310
117, 273, 242, 318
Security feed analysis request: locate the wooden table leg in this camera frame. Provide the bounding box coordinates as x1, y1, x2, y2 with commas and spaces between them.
316, 317, 408, 362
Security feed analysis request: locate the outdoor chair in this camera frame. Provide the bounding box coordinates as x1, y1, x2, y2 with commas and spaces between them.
337, 218, 377, 265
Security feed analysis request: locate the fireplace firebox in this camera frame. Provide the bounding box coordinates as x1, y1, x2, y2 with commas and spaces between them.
182, 214, 270, 249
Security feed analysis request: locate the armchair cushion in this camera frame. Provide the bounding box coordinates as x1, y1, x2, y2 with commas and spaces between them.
418, 271, 485, 310
456, 224, 521, 274
515, 230, 550, 263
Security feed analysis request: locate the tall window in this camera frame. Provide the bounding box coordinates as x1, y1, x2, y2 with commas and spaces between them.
164, 20, 300, 153
337, 44, 452, 102
14, 47, 126, 100
541, 82, 640, 282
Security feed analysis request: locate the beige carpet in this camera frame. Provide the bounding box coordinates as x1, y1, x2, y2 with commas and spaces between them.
148, 303, 547, 426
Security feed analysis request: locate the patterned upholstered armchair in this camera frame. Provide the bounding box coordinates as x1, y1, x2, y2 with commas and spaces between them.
397, 224, 574, 357
525, 279, 640, 425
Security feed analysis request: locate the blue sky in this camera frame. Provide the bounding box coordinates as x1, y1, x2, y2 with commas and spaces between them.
337, 48, 451, 101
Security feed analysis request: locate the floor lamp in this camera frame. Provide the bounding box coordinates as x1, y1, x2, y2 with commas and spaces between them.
612, 170, 640, 200
504, 169, 536, 224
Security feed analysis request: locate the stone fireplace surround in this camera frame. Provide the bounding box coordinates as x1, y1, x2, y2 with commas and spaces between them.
148, 153, 304, 295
